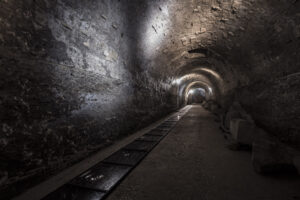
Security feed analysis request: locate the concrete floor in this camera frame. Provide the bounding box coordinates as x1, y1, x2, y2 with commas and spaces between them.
107, 105, 300, 200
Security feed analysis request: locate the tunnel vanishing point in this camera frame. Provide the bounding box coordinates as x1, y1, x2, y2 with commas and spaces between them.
0, 0, 300, 199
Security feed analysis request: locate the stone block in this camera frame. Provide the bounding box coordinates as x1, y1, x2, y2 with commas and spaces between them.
224, 101, 254, 129
225, 111, 242, 129
230, 119, 255, 145
201, 101, 209, 109
252, 131, 297, 174
209, 103, 218, 112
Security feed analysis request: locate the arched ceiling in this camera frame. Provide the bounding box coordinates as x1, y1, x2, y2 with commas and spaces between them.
184, 81, 212, 102
139, 0, 299, 102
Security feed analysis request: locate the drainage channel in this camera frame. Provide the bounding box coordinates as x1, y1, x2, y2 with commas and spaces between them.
42, 106, 191, 200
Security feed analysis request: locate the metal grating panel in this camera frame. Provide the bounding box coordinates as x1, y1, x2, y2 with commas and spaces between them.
123, 140, 158, 152
137, 134, 164, 142
43, 106, 191, 200
102, 150, 147, 166
147, 130, 168, 136
69, 163, 131, 192
42, 184, 106, 200
153, 127, 170, 132
157, 124, 173, 129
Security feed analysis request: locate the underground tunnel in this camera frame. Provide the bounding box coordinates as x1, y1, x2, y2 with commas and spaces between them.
0, 0, 300, 199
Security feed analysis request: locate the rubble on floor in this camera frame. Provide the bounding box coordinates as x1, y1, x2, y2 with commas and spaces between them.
205, 101, 300, 175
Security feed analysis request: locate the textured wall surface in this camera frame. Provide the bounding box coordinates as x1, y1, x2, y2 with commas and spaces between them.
0, 0, 174, 198
0, 0, 299, 199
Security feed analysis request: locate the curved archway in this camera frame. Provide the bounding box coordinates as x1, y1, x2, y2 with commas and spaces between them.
171, 73, 218, 106
186, 87, 207, 104
170, 73, 216, 107
184, 81, 213, 105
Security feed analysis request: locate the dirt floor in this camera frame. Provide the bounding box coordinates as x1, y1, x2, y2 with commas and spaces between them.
107, 105, 300, 200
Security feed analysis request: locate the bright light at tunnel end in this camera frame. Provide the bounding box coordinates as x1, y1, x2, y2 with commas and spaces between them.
188, 89, 195, 95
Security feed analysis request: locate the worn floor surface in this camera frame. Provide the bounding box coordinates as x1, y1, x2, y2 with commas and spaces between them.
107, 105, 300, 200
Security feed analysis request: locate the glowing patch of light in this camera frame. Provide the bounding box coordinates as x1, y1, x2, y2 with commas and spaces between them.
188, 89, 195, 95
172, 78, 182, 85
194, 88, 205, 96
199, 68, 222, 80
208, 87, 213, 94
178, 73, 210, 84
142, 3, 171, 58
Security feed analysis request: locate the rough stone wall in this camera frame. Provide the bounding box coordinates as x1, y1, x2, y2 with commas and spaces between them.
0, 0, 300, 198
222, 0, 300, 147
147, 0, 300, 147
0, 0, 174, 198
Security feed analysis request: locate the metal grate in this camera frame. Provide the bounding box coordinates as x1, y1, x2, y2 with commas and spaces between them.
42, 184, 106, 200
123, 140, 158, 152
42, 106, 191, 200
102, 150, 147, 166
69, 163, 131, 192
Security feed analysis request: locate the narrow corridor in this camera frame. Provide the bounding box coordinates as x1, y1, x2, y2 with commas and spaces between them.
107, 105, 300, 200
1, 1, 300, 199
